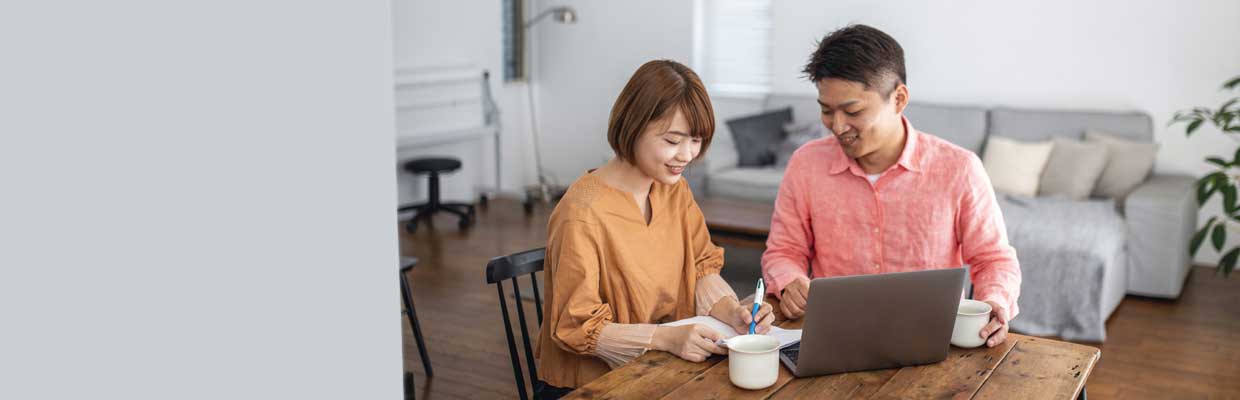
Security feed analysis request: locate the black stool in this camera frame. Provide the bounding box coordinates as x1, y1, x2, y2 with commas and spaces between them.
399, 157, 475, 232
401, 256, 432, 399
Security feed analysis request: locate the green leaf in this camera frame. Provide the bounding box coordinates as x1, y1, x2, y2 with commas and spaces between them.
1187, 119, 1204, 136
1213, 224, 1227, 252
1220, 98, 1238, 114
1198, 173, 1223, 205
1169, 111, 1194, 125
1218, 247, 1240, 277
1234, 147, 1240, 165
1225, 76, 1240, 91
1191, 218, 1215, 257
1207, 157, 1229, 168
1225, 184, 1238, 214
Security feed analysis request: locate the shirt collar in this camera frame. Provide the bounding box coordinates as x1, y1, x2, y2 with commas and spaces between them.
826, 115, 923, 175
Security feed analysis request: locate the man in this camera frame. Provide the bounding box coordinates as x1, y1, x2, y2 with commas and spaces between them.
761, 24, 1021, 348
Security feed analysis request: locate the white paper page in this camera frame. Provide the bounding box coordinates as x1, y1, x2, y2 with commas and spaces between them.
660, 315, 802, 349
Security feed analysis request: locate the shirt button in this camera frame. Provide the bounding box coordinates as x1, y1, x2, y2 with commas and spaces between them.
873, 263, 880, 270
872, 228, 879, 234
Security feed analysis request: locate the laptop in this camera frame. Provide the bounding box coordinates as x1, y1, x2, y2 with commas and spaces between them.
779, 268, 966, 377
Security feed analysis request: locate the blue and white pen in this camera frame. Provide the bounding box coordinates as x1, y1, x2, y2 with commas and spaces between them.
748, 278, 765, 335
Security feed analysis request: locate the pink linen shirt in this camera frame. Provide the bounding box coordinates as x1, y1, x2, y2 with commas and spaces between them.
761, 116, 1021, 319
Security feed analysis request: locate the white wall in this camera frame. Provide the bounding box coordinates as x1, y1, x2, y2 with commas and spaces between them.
392, 0, 535, 204
1, 1, 401, 398
770, 0, 1240, 264
417, 0, 1240, 264
530, 0, 698, 185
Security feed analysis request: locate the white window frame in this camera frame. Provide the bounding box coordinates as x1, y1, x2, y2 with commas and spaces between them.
692, 0, 773, 99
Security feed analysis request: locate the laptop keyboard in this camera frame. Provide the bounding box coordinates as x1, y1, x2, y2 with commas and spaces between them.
780, 342, 801, 364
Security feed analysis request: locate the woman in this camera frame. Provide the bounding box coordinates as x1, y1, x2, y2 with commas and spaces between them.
533, 60, 775, 398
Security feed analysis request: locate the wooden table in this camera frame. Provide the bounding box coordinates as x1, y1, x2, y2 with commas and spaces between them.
696, 196, 774, 249
565, 298, 1100, 400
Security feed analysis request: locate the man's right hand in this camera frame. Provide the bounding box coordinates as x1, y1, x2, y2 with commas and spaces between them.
779, 276, 811, 319
652, 324, 726, 362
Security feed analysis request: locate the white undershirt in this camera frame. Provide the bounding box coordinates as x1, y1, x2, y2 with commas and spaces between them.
866, 173, 881, 184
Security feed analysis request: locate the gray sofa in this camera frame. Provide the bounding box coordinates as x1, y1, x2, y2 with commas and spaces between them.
689, 94, 1198, 342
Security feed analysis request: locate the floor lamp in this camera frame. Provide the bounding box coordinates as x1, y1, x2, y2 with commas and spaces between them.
522, 6, 576, 211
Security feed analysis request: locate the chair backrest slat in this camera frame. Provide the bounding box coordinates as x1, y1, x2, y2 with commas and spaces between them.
485, 247, 546, 400
486, 248, 545, 283
510, 278, 539, 388
494, 282, 529, 400
530, 273, 544, 325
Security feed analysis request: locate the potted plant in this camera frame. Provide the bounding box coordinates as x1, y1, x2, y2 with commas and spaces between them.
1174, 75, 1240, 276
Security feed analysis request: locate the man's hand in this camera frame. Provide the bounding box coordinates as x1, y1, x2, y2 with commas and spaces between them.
652, 324, 726, 362
710, 296, 774, 335
778, 276, 811, 319
979, 300, 1010, 347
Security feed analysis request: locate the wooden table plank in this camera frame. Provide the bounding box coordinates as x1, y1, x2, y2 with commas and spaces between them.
767, 369, 897, 399
867, 337, 1018, 399
568, 297, 1100, 400
562, 351, 722, 400
972, 336, 1100, 400
657, 357, 797, 400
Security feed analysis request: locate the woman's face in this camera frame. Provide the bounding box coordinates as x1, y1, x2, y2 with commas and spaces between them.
632, 108, 701, 186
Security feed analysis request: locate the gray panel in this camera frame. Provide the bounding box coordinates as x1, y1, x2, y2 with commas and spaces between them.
1124, 174, 1197, 298
989, 107, 1153, 144
903, 102, 989, 154
763, 94, 822, 126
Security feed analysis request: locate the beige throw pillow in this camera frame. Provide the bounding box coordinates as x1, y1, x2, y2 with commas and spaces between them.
982, 137, 1054, 197
1085, 131, 1158, 200
1039, 138, 1110, 200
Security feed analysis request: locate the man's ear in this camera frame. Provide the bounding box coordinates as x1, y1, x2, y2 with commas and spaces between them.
892, 84, 910, 115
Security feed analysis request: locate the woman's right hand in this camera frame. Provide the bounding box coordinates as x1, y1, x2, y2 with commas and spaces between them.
652, 324, 726, 362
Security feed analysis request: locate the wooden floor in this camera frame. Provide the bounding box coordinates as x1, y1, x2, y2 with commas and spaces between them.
400, 198, 1240, 399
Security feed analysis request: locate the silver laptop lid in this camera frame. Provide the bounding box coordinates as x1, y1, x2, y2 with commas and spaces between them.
793, 267, 966, 377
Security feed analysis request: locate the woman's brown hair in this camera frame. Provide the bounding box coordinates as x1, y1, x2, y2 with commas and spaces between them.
607, 60, 715, 163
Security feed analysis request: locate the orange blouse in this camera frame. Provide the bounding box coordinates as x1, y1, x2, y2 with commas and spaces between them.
534, 172, 726, 388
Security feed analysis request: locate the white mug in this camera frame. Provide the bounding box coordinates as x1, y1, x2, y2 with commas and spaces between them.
727, 334, 780, 390
951, 299, 992, 348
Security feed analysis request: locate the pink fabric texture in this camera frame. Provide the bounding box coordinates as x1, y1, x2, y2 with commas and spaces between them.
761, 116, 1021, 320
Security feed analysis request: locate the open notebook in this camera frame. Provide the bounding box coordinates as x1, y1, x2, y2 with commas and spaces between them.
661, 316, 801, 349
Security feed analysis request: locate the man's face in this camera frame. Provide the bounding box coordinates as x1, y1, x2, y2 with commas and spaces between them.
815, 77, 907, 160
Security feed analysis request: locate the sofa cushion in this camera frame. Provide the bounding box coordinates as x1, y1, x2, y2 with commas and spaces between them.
707, 167, 785, 202
982, 137, 1054, 197
989, 107, 1153, 144
1039, 138, 1110, 200
772, 121, 824, 168
726, 107, 792, 167
999, 194, 1127, 342
1086, 130, 1158, 201
902, 102, 989, 154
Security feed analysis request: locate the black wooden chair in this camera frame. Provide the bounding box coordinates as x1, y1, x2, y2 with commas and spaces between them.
485, 248, 546, 400
401, 257, 432, 400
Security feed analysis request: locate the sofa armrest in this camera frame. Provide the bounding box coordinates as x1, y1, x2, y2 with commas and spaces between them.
684, 162, 710, 196
1123, 174, 1198, 298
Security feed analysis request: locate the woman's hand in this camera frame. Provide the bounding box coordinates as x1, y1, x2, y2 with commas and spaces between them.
652, 324, 726, 362
710, 296, 775, 335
